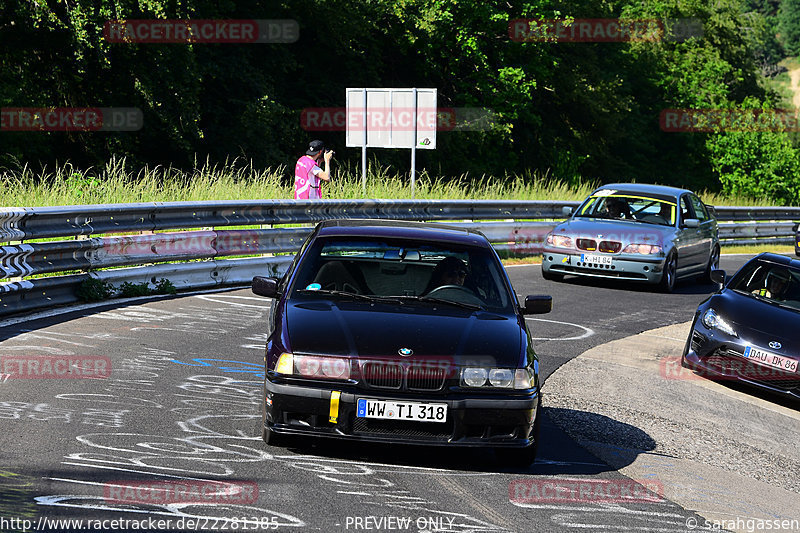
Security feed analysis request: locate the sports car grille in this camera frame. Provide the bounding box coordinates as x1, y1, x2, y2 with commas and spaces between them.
577, 238, 597, 251
691, 331, 707, 352
704, 349, 800, 393
360, 362, 447, 391
352, 418, 453, 439
599, 240, 621, 253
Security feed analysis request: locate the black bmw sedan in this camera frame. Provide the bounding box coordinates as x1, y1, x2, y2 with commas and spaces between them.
251, 219, 552, 465
682, 253, 800, 401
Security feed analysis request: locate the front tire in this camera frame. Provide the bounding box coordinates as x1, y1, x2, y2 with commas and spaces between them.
699, 245, 720, 283
659, 252, 677, 293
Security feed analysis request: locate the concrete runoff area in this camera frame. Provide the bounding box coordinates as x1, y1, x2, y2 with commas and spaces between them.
544, 322, 800, 532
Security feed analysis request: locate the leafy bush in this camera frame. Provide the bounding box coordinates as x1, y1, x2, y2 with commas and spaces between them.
76, 278, 114, 302
155, 278, 177, 295
118, 281, 152, 298
707, 127, 800, 205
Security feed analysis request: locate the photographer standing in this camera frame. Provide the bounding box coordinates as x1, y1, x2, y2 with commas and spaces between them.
294, 139, 333, 200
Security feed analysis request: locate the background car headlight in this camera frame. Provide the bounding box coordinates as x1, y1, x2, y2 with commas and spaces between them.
462, 367, 488, 387
546, 234, 573, 248
274, 352, 351, 380
622, 244, 662, 254
489, 368, 513, 387
701, 308, 737, 337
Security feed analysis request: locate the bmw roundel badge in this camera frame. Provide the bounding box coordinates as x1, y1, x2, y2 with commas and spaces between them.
398, 347, 413, 357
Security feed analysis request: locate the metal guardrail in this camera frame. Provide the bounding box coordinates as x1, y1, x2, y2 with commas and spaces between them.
0, 199, 797, 319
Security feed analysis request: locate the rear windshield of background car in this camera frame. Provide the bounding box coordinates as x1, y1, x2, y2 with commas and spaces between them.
289, 237, 515, 311
576, 191, 677, 226
730, 259, 800, 311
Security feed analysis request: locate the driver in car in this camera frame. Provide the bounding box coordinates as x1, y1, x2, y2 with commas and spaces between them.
753, 269, 791, 300
424, 256, 469, 293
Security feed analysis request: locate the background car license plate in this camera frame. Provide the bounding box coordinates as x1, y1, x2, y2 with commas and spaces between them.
581, 253, 613, 265
743, 346, 799, 373
357, 398, 447, 422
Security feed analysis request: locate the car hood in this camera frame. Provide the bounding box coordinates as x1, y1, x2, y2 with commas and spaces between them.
285, 298, 523, 366
710, 291, 800, 353
553, 219, 672, 244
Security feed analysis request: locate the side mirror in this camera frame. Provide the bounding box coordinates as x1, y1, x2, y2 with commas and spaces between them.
252, 276, 280, 298
710, 269, 726, 287
521, 295, 552, 315
562, 206, 574, 217
682, 218, 700, 228
793, 223, 798, 233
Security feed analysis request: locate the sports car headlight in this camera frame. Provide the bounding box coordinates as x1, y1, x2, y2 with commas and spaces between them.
274, 352, 351, 380
701, 309, 737, 337
622, 244, 662, 254
546, 234, 573, 248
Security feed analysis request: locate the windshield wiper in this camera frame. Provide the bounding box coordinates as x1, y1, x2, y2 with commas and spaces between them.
396, 295, 482, 311
297, 289, 399, 303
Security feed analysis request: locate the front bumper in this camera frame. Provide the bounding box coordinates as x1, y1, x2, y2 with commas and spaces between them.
681, 322, 800, 401
541, 250, 664, 283
263, 377, 540, 447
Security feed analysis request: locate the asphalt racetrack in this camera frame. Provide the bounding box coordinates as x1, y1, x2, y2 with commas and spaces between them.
0, 254, 794, 533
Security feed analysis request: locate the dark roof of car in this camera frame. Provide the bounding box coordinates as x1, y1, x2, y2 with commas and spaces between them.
594, 183, 693, 200
316, 219, 491, 247
752, 252, 800, 269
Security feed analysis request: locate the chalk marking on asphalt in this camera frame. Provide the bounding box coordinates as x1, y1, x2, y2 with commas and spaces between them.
194, 294, 272, 308
0, 287, 245, 328
273, 454, 495, 476
525, 317, 595, 341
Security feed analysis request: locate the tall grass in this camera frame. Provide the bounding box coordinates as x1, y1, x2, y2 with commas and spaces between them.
0, 156, 782, 207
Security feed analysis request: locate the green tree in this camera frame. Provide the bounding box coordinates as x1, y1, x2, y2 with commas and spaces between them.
778, 0, 800, 55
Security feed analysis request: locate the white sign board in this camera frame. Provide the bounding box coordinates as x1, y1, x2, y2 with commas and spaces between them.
346, 88, 437, 149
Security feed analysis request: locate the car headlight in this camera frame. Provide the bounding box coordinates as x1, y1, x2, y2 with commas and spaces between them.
462, 367, 488, 387
274, 352, 351, 380
489, 369, 514, 388
461, 367, 535, 389
701, 309, 737, 337
622, 244, 662, 254
546, 233, 573, 248
513, 368, 535, 390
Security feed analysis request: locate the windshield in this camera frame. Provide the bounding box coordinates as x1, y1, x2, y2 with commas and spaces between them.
575, 192, 677, 226
729, 259, 800, 311
289, 237, 515, 312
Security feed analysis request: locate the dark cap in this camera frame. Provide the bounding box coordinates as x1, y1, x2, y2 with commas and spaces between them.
306, 140, 325, 156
